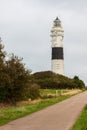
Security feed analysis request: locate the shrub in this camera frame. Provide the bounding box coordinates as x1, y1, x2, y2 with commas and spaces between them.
73, 76, 85, 89
0, 42, 40, 103
32, 71, 85, 89
28, 83, 40, 100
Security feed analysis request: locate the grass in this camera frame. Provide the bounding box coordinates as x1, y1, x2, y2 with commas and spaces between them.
40, 89, 82, 98
72, 105, 87, 130
0, 89, 83, 126
0, 95, 71, 126
40, 89, 69, 97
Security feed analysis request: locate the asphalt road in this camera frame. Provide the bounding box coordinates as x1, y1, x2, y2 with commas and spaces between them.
0, 91, 87, 130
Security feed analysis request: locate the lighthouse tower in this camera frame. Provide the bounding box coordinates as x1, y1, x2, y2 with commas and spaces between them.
51, 17, 64, 75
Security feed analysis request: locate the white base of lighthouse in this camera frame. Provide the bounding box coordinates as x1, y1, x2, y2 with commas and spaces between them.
51, 60, 64, 75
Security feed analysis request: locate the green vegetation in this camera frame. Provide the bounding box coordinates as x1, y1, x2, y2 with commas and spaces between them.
0, 42, 40, 104
72, 105, 87, 130
32, 71, 85, 89
0, 95, 72, 126
0, 88, 83, 126
40, 89, 68, 98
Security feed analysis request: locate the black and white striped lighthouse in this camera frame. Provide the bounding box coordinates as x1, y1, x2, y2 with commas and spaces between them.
51, 17, 64, 75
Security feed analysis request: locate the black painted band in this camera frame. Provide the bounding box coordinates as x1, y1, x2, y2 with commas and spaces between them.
52, 47, 64, 59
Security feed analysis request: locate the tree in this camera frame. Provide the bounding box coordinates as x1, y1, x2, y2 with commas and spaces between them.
5, 54, 31, 103
73, 76, 85, 89
0, 41, 40, 103
0, 43, 5, 67
0, 40, 8, 101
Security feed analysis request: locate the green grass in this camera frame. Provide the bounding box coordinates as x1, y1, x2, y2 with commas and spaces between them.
0, 95, 70, 126
0, 89, 83, 126
40, 89, 68, 96
72, 105, 87, 130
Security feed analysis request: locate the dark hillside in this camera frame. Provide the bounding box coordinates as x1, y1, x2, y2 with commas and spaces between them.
32, 71, 85, 89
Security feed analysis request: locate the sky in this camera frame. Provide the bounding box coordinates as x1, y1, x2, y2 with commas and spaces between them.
0, 0, 87, 85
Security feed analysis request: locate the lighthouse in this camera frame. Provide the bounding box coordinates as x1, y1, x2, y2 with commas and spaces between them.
51, 17, 64, 75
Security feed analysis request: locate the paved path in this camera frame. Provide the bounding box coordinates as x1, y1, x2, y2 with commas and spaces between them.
0, 91, 87, 130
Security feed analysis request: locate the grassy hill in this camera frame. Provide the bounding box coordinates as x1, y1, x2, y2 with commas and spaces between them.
32, 71, 85, 89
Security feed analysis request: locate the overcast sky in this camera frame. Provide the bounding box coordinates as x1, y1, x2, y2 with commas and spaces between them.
0, 0, 87, 84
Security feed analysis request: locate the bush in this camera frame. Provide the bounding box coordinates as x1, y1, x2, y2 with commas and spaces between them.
28, 83, 40, 100
73, 76, 85, 89
0, 42, 40, 104
32, 71, 85, 89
